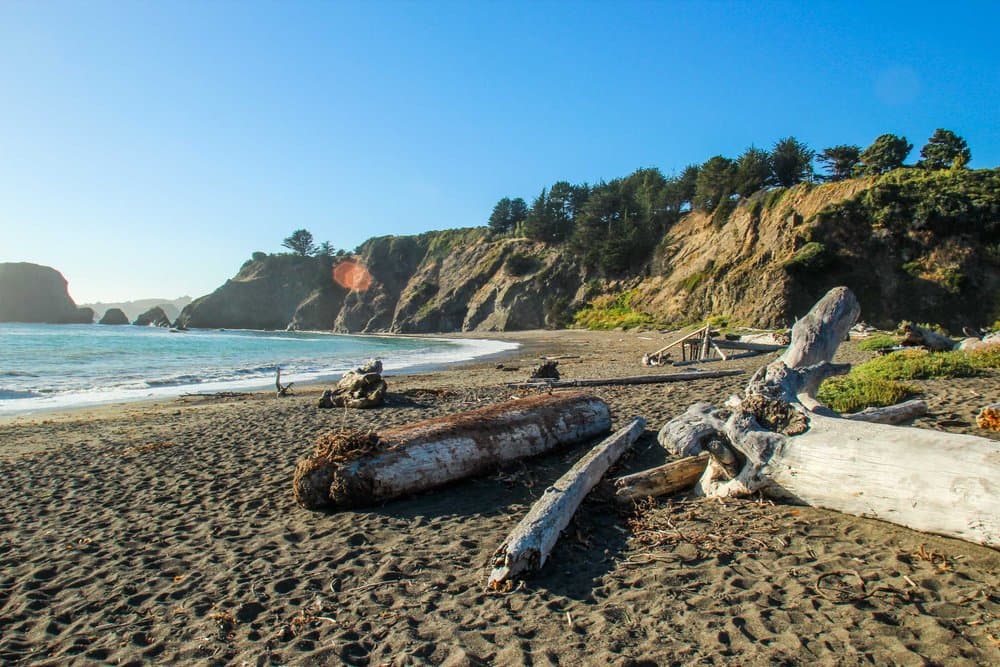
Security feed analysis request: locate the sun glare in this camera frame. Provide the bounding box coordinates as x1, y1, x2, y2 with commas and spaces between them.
332, 259, 373, 292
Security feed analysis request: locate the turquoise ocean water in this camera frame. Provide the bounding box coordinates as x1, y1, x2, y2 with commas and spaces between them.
0, 323, 517, 415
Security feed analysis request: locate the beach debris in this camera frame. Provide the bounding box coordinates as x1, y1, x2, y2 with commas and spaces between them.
528, 360, 560, 380
977, 403, 1000, 432
293, 391, 612, 510
642, 325, 786, 367
317, 358, 387, 409
900, 322, 957, 352
275, 367, 294, 397
646, 287, 1000, 549
488, 417, 645, 589
612, 452, 710, 505
841, 399, 929, 424
507, 369, 743, 389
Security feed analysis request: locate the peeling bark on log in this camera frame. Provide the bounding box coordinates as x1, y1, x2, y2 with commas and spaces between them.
293, 392, 612, 510
654, 286, 1000, 549
842, 399, 928, 424
507, 369, 743, 389
488, 417, 645, 588
612, 452, 710, 504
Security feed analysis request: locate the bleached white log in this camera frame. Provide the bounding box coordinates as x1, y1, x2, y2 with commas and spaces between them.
488, 417, 645, 588
761, 414, 1000, 548
656, 286, 1000, 549
293, 392, 611, 509
842, 399, 928, 424
612, 452, 709, 504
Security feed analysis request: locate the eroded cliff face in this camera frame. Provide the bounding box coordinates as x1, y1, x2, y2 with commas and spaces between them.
632, 179, 874, 327
0, 263, 94, 324
177, 171, 1000, 332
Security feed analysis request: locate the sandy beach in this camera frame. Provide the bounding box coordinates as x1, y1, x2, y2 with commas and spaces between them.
1, 329, 998, 666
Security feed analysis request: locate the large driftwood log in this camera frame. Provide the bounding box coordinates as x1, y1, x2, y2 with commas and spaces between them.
612, 452, 709, 504
656, 287, 1000, 549
293, 392, 611, 510
507, 369, 743, 389
488, 417, 645, 588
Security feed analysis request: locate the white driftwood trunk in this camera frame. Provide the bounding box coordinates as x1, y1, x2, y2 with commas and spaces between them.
761, 414, 1000, 547
612, 452, 709, 504
488, 417, 645, 588
656, 286, 1000, 549
293, 392, 612, 510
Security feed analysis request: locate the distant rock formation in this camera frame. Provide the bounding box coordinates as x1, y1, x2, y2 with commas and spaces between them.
175, 255, 349, 330
134, 306, 171, 327
0, 262, 94, 324
80, 297, 192, 323
98, 308, 129, 325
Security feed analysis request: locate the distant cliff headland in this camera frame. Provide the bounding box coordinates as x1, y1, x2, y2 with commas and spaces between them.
0, 263, 94, 324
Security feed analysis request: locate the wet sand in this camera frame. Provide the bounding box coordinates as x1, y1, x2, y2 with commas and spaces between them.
1, 329, 998, 665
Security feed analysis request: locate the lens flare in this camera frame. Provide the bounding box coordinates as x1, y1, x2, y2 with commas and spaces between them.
332, 259, 373, 292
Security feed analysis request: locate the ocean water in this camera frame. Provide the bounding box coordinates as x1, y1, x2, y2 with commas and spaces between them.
0, 323, 518, 415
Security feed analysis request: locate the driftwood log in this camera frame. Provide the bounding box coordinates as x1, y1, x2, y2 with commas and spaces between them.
507, 369, 743, 389
488, 417, 645, 588
655, 287, 1000, 549
318, 359, 387, 409
294, 392, 612, 510
842, 399, 928, 424
275, 367, 294, 397
612, 452, 709, 504
901, 322, 957, 351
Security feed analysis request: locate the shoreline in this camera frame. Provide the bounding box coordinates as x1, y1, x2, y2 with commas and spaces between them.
1, 328, 998, 665
0, 330, 524, 422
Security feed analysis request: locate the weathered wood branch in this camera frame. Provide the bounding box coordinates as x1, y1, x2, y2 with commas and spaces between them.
712, 340, 785, 352
612, 452, 709, 504
672, 350, 762, 366
842, 399, 928, 424
506, 369, 743, 388
275, 367, 294, 397
655, 286, 1000, 549
901, 322, 957, 351
293, 392, 612, 510
488, 417, 645, 588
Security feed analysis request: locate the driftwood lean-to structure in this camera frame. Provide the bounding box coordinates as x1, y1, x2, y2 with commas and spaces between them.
642, 286, 999, 549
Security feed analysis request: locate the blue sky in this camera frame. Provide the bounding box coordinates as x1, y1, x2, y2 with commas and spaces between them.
1, 1, 997, 303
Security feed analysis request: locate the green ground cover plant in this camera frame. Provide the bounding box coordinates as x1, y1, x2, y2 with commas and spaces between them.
573, 290, 655, 330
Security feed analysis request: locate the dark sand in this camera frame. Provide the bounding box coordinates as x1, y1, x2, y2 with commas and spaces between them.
1, 329, 998, 666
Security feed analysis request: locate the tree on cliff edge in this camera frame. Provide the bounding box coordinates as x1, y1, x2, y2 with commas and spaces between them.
918, 128, 971, 170
282, 229, 317, 256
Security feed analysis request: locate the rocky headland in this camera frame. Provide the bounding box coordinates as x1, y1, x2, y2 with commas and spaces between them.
0, 262, 94, 324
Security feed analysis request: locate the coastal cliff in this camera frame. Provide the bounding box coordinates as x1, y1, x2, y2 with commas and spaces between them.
177, 169, 1000, 333
0, 263, 94, 324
